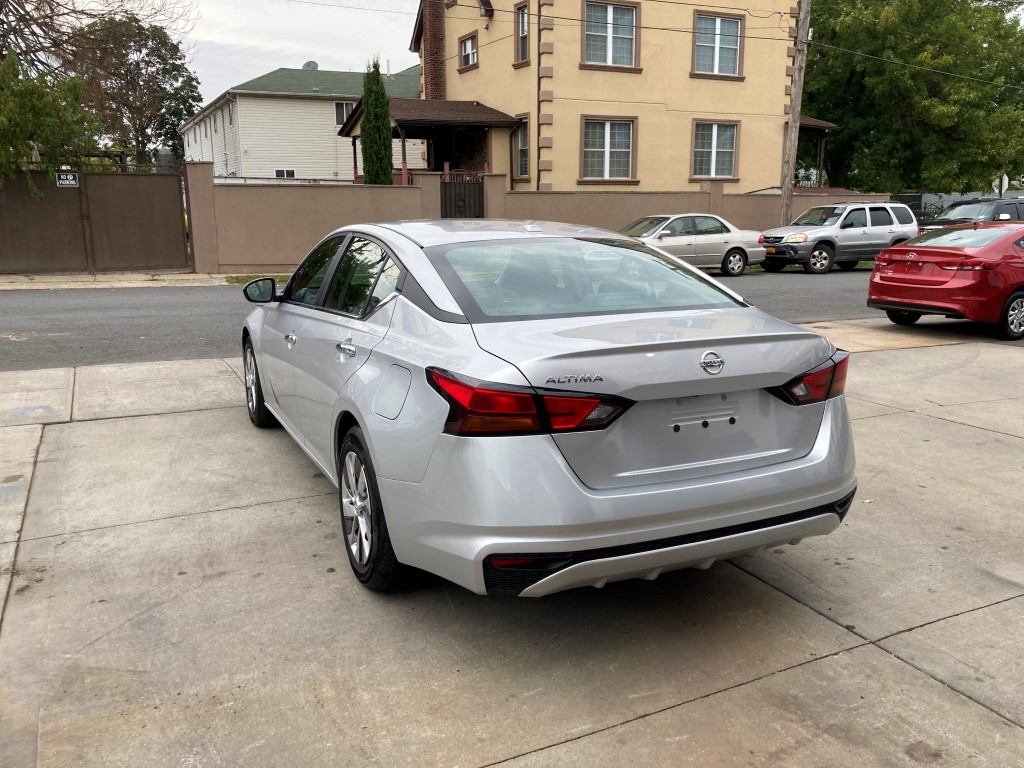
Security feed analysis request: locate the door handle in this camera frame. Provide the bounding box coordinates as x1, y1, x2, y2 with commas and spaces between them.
336, 342, 357, 358
284, 334, 297, 344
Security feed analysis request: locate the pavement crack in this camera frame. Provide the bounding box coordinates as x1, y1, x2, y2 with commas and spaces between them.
475, 641, 874, 768
15, 491, 335, 544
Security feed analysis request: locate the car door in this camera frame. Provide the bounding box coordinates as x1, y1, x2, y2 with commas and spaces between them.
654, 216, 696, 261
292, 235, 401, 470
260, 236, 345, 433
835, 207, 870, 260
866, 206, 897, 256
692, 215, 732, 267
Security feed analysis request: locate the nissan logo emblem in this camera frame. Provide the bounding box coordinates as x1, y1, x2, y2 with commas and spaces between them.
700, 351, 725, 375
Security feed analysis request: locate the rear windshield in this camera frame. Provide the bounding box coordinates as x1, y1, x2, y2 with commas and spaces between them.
936, 202, 995, 221
905, 227, 1012, 248
792, 206, 845, 226
424, 238, 743, 323
620, 217, 668, 238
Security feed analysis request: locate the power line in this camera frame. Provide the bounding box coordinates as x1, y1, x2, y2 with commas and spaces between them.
809, 40, 1024, 93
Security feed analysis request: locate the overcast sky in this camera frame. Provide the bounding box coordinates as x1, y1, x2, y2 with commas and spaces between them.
185, 0, 422, 103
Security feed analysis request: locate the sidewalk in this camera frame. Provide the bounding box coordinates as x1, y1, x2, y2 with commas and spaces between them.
1, 334, 1023, 766
0, 272, 239, 290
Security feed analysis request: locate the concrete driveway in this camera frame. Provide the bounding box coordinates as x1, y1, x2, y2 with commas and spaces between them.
1, 318, 1023, 767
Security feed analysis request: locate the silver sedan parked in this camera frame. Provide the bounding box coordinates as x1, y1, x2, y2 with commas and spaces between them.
620, 214, 767, 276
242, 220, 856, 597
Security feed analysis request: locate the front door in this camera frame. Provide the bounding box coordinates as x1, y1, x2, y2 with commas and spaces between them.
836, 207, 870, 260
654, 216, 696, 261
260, 237, 343, 432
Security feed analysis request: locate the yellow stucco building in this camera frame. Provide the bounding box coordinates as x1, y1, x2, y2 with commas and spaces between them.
409, 0, 797, 193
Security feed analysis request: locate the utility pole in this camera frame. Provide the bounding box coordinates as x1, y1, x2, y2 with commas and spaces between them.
780, 0, 812, 226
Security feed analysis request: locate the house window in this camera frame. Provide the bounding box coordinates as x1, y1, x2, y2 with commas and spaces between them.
514, 3, 529, 64
335, 101, 355, 126
692, 122, 737, 178
203, 121, 208, 138
584, 2, 637, 68
694, 14, 742, 76
582, 118, 634, 179
459, 33, 478, 72
213, 113, 219, 134
228, 102, 235, 126
275, 169, 296, 178
515, 118, 529, 178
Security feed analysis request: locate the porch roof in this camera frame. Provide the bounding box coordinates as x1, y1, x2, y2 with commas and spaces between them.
339, 98, 519, 137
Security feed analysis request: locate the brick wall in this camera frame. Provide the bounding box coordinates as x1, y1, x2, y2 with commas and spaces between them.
422, 0, 446, 100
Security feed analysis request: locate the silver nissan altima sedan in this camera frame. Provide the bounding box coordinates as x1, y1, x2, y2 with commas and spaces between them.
241, 220, 856, 597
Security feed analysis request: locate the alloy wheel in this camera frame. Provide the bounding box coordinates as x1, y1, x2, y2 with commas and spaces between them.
809, 249, 832, 272
245, 347, 256, 414
341, 450, 373, 565
1008, 296, 1024, 335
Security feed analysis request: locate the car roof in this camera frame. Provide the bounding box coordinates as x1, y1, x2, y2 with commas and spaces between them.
348, 219, 632, 248
923, 221, 1024, 230
806, 201, 907, 207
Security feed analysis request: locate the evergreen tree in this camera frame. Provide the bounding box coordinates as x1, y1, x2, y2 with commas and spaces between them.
361, 57, 393, 185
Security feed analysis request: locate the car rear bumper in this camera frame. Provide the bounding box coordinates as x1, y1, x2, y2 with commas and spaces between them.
867, 282, 1000, 323
378, 396, 857, 596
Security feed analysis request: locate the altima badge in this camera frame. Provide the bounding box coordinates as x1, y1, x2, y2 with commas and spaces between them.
700, 351, 725, 375
546, 374, 603, 384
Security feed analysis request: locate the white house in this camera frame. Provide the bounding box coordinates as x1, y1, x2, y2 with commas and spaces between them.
181, 63, 426, 182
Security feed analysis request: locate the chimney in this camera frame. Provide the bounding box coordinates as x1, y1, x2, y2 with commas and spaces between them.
421, 0, 446, 100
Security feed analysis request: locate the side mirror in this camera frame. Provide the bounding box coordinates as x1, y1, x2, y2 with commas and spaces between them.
997, 213, 1012, 221
841, 219, 856, 229
656, 231, 669, 239
243, 277, 277, 303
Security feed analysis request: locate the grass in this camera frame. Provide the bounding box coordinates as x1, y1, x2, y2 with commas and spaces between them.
225, 274, 291, 285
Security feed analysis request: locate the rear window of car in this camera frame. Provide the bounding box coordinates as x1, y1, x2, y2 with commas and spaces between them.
905, 227, 1013, 248
424, 238, 743, 323
891, 205, 915, 225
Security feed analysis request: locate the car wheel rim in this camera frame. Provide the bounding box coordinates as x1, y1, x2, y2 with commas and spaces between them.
244, 348, 256, 413
341, 451, 373, 565
810, 250, 830, 270
727, 254, 743, 273
1009, 298, 1024, 334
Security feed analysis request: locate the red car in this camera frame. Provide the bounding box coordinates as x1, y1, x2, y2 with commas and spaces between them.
867, 222, 1024, 340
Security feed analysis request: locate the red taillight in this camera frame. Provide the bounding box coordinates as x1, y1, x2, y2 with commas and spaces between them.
427, 369, 632, 436
875, 254, 892, 267
772, 351, 849, 406
938, 259, 1000, 271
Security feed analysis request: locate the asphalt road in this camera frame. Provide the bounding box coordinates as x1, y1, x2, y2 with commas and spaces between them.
0, 265, 878, 371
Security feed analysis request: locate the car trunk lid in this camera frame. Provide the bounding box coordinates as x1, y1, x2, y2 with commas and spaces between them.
472, 308, 836, 490
876, 246, 984, 286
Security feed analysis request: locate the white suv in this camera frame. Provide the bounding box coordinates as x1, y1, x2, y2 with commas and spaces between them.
760, 202, 919, 273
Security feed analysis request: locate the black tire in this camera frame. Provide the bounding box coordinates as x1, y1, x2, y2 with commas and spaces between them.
803, 244, 835, 274
886, 309, 922, 326
761, 260, 786, 273
720, 249, 747, 277
997, 290, 1024, 341
836, 261, 859, 271
338, 426, 405, 591
244, 340, 277, 428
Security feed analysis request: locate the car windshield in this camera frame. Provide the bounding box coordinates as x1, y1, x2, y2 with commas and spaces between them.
904, 227, 1012, 248
620, 217, 668, 238
425, 237, 743, 323
792, 206, 845, 227
934, 202, 996, 221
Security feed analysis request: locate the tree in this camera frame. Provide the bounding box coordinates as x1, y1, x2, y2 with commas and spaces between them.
62, 14, 201, 163
0, 0, 194, 74
803, 0, 1024, 193
360, 57, 393, 185
0, 52, 99, 191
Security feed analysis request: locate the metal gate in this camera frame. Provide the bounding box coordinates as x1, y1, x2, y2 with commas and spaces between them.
0, 170, 191, 274
440, 170, 484, 218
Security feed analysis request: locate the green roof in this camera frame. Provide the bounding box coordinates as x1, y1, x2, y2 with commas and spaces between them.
230, 65, 420, 99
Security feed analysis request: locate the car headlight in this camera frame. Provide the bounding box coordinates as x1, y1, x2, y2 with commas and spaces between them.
784, 233, 809, 243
